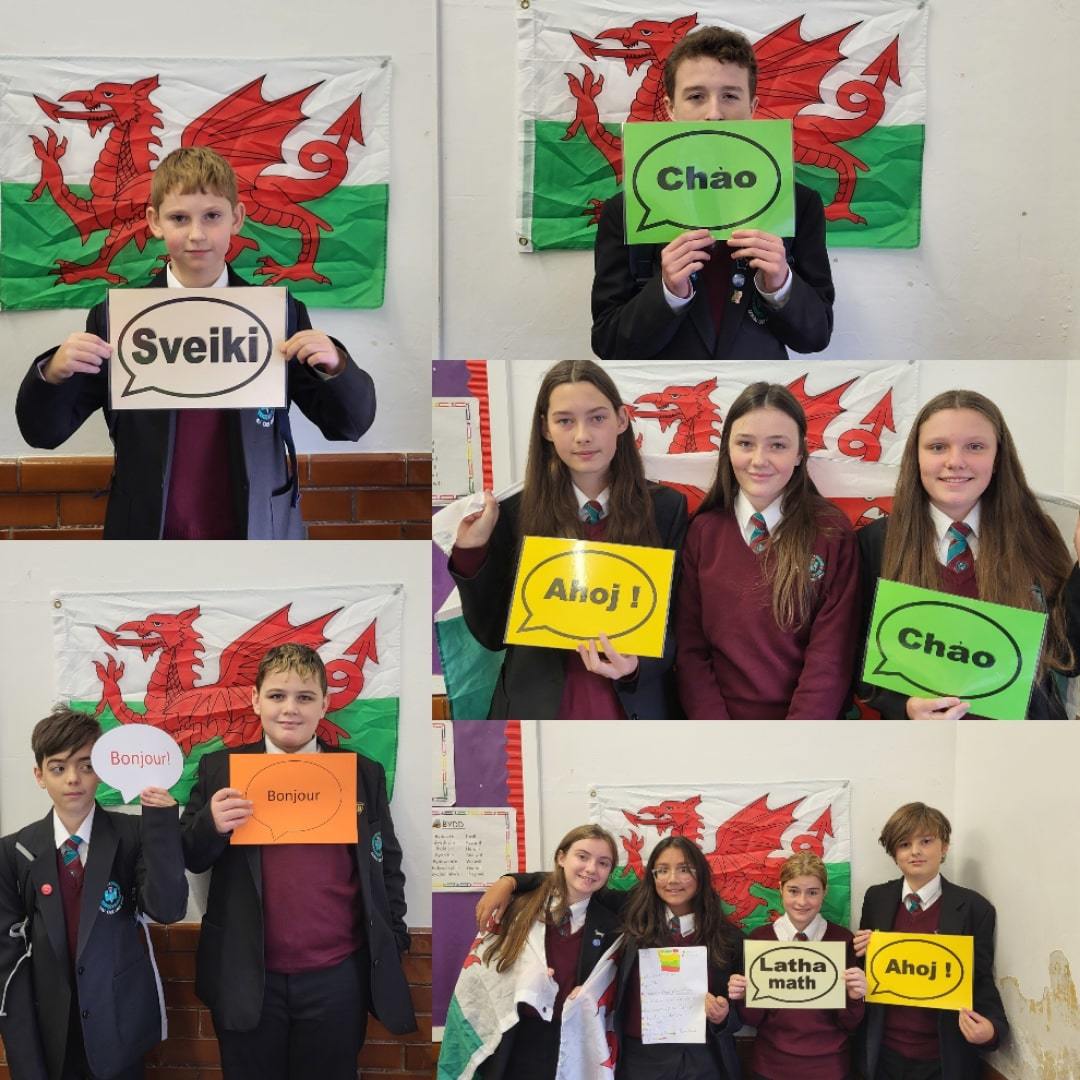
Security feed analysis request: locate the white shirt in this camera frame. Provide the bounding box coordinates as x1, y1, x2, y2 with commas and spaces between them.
663, 906, 696, 936
52, 805, 96, 867
265, 735, 319, 754
735, 490, 783, 546
568, 897, 590, 934
573, 484, 611, 521
166, 265, 228, 289
901, 873, 943, 911
929, 502, 981, 565
772, 912, 827, 942
663, 263, 793, 311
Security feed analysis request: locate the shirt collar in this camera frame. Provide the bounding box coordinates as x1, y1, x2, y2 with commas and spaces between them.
929, 502, 981, 560
265, 736, 319, 755
773, 912, 827, 942
52, 804, 96, 851
568, 896, 590, 933
166, 264, 229, 289
573, 484, 610, 520
902, 873, 943, 910
735, 490, 783, 544
664, 905, 695, 936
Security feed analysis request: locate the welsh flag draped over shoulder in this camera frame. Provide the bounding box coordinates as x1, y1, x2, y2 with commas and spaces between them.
591, 781, 852, 931
0, 56, 390, 310
518, 0, 927, 250
52, 585, 403, 805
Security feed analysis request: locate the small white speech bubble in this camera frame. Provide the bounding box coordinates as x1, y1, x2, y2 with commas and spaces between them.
91, 724, 184, 803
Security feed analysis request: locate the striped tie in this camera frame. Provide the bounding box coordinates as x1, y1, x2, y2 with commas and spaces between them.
749, 512, 769, 554
583, 500, 603, 525
905, 892, 922, 914
61, 836, 84, 888
794, 931, 808, 941
946, 522, 973, 573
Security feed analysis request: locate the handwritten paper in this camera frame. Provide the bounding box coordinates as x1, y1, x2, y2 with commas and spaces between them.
640, 945, 707, 1044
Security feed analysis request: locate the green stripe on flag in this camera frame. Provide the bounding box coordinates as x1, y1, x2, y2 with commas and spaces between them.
437, 995, 485, 1080
527, 120, 923, 250
435, 614, 505, 721
1, 182, 388, 311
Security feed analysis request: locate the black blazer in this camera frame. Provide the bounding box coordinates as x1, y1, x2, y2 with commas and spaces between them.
478, 899, 622, 1080
180, 740, 416, 1035
451, 484, 689, 719
591, 184, 834, 361
859, 876, 1008, 1080
856, 516, 1080, 718
0, 805, 188, 1080
15, 266, 376, 539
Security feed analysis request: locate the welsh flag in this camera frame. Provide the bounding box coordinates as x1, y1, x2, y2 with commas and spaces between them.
591, 781, 852, 932
518, 0, 927, 250
0, 56, 390, 310
52, 584, 404, 805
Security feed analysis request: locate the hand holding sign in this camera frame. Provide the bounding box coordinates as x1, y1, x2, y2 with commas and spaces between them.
280, 328, 343, 376
45, 332, 112, 384
455, 491, 499, 549
660, 230, 715, 299
577, 633, 640, 680
959, 1009, 996, 1045
91, 723, 184, 804
211, 787, 254, 836
727, 229, 790, 293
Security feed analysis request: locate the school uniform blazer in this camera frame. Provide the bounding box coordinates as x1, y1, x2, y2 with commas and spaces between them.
859, 877, 1008, 1080
856, 516, 1080, 719
450, 484, 689, 719
591, 185, 834, 362
478, 900, 621, 1080
0, 805, 188, 1080
180, 740, 416, 1035
15, 266, 376, 539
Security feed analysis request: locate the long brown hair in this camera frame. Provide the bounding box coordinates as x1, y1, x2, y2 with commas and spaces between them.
881, 390, 1074, 672
517, 360, 661, 546
697, 382, 844, 630
621, 836, 741, 969
483, 824, 618, 973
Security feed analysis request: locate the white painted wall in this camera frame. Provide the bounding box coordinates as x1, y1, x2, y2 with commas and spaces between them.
0, 540, 432, 925
0, 0, 435, 456
439, 0, 1080, 491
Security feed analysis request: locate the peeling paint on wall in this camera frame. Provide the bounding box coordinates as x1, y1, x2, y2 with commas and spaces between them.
991, 951, 1080, 1080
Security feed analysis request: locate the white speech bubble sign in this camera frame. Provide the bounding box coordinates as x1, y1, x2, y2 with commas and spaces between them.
91, 724, 184, 803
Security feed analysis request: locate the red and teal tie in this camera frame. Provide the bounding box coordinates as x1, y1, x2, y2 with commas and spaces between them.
583, 500, 604, 525
749, 512, 769, 554
61, 835, 84, 888
946, 521, 973, 573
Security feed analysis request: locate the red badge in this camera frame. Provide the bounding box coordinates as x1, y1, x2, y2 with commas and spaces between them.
41, 883, 53, 896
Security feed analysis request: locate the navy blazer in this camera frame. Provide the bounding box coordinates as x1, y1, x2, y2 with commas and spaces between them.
15, 266, 376, 539
180, 740, 416, 1036
859, 876, 1008, 1080
451, 484, 689, 719
591, 184, 834, 361
0, 805, 188, 1080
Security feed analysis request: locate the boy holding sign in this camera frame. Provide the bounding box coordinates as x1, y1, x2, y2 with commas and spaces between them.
853, 803, 1007, 1079
180, 644, 415, 1079
590, 26, 834, 361
16, 147, 376, 540
0, 706, 187, 1080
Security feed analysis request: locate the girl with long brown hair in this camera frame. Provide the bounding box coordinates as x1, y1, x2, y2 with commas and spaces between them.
857, 389, 1080, 719
443, 824, 620, 1080
450, 359, 688, 719
675, 382, 860, 718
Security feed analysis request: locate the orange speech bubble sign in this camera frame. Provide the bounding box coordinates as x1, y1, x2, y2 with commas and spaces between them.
228, 753, 358, 845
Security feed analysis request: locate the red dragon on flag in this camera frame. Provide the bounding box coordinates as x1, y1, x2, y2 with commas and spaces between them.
91, 603, 378, 753
563, 11, 901, 225
28, 74, 364, 286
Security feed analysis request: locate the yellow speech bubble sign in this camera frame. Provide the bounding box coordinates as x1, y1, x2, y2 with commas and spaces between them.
744, 939, 848, 1010
228, 753, 358, 846
504, 536, 675, 658
865, 932, 973, 1011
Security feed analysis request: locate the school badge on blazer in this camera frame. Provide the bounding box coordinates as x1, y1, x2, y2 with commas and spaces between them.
99, 880, 123, 915
809, 554, 826, 582
371, 830, 384, 862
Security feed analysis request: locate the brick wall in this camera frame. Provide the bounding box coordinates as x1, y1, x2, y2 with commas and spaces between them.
0, 924, 433, 1079
0, 453, 431, 539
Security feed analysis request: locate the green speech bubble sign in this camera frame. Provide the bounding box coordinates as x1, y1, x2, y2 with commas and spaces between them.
862, 579, 1048, 720
623, 120, 794, 244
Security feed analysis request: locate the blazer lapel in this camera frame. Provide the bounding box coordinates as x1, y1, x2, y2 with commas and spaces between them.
320, 744, 371, 893
935, 878, 966, 935
77, 808, 119, 960
237, 741, 265, 896
24, 814, 69, 972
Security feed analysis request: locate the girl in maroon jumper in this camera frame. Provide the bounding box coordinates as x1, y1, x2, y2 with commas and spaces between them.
457, 824, 620, 1080
676, 382, 860, 719
450, 359, 688, 719
856, 389, 1080, 719
728, 852, 866, 1080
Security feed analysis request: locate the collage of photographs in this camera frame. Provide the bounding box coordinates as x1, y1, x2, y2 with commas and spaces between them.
0, 2, 1077, 1080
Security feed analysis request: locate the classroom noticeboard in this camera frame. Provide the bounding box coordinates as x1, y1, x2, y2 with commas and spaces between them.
861, 578, 1048, 721
865, 932, 974, 1011
744, 938, 848, 1010
622, 120, 795, 245
504, 535, 676, 658
228, 753, 358, 846
108, 287, 287, 410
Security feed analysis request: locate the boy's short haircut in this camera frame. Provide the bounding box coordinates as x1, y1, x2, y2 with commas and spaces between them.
663, 26, 759, 100
878, 802, 952, 857
779, 851, 828, 890
31, 705, 102, 766
255, 643, 328, 694
150, 146, 239, 211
